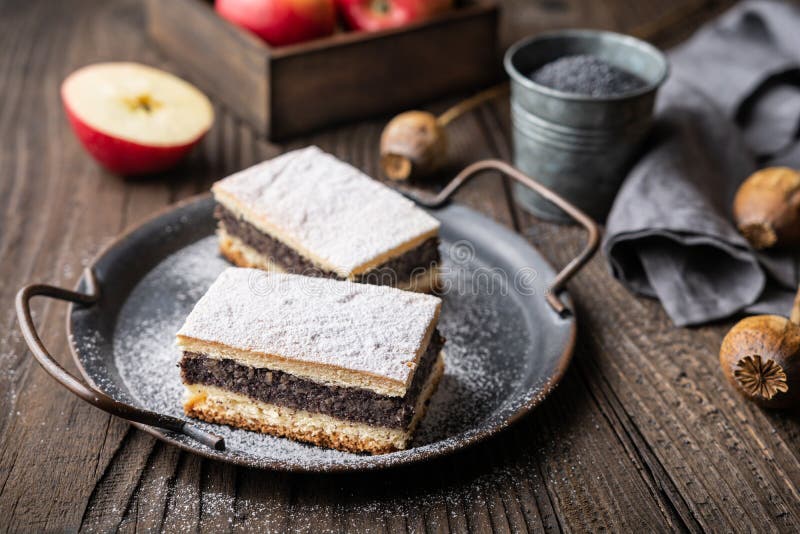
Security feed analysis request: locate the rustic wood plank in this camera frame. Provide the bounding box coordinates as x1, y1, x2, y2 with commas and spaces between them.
80, 430, 158, 532
3, 0, 800, 533
161, 453, 204, 532
0, 2, 143, 530
489, 90, 800, 530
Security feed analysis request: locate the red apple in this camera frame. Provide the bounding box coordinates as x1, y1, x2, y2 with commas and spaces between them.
215, 0, 336, 47
336, 0, 453, 32
61, 63, 214, 176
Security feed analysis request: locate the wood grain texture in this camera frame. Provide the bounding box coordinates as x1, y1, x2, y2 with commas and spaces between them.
2, 0, 798, 532
146, 0, 499, 139
146, 0, 271, 137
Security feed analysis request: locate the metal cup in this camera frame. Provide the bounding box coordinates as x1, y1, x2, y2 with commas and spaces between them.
504, 29, 669, 222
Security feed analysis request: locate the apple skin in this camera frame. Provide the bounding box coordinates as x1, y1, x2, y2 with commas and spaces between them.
62, 100, 204, 176
61, 63, 214, 177
336, 0, 453, 32
216, 0, 336, 46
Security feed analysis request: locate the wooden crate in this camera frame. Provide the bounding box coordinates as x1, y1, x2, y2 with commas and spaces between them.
145, 0, 500, 139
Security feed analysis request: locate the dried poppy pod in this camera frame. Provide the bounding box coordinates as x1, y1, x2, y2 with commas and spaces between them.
380, 111, 446, 181
719, 288, 800, 408
379, 84, 508, 181
733, 167, 800, 250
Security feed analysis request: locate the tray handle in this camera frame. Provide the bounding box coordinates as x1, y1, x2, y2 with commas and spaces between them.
15, 268, 225, 451
405, 159, 601, 317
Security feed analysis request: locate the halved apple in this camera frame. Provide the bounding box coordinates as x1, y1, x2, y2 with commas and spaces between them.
61, 62, 214, 176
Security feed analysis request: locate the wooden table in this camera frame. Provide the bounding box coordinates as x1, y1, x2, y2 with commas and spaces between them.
4, 0, 800, 531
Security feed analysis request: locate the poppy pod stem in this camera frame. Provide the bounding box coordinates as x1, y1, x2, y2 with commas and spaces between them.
379, 84, 509, 181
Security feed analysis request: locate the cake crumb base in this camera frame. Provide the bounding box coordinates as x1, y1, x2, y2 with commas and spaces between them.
184, 354, 444, 455
218, 229, 441, 294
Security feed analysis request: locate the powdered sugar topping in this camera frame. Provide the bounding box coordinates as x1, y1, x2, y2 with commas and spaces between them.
212, 146, 440, 276
177, 267, 441, 385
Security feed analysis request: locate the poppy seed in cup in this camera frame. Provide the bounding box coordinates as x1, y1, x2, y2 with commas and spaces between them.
530, 54, 646, 97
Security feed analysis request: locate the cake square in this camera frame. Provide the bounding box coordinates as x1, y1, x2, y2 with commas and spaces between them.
211, 146, 441, 292
177, 267, 445, 454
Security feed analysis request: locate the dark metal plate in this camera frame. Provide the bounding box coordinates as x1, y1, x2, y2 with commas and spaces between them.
67, 195, 575, 472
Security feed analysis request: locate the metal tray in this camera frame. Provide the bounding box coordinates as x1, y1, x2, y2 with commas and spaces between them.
17, 160, 598, 473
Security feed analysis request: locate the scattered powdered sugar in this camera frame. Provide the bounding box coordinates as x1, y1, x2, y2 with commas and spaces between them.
177, 267, 441, 387
212, 146, 440, 276
111, 235, 541, 470
0, 331, 23, 424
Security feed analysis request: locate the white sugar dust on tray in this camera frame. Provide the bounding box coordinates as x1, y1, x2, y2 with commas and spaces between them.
113, 235, 533, 467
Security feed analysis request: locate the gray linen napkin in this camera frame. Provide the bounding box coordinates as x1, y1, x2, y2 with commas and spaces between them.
604, 0, 800, 326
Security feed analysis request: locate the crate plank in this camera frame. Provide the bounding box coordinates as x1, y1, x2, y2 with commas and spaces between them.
146, 0, 270, 135
145, 0, 499, 138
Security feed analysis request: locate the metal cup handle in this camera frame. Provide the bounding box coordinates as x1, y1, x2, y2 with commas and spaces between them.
15, 268, 225, 450
403, 159, 601, 317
